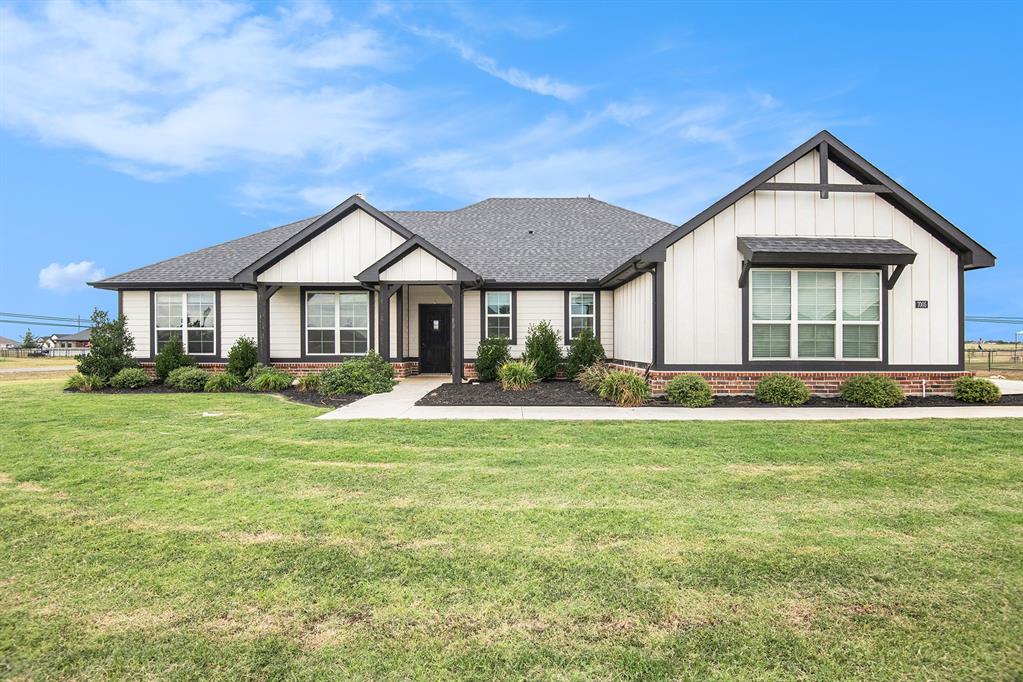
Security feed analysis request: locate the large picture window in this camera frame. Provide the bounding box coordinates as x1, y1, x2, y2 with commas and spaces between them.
750, 270, 880, 361
305, 291, 370, 356
485, 292, 512, 340
568, 291, 596, 340
155, 292, 216, 355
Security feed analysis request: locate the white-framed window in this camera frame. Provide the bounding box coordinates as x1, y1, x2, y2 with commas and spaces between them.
750, 269, 881, 361
305, 291, 370, 356
485, 292, 512, 339
568, 291, 596, 340
155, 292, 216, 355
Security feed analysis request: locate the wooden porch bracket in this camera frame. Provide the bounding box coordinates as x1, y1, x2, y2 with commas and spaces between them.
886, 263, 908, 290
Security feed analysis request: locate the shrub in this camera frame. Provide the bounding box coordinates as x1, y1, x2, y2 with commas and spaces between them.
317, 352, 395, 396
475, 336, 510, 382
166, 366, 210, 392
76, 308, 138, 382
65, 372, 105, 392
204, 372, 241, 393
576, 361, 611, 393
565, 327, 605, 379
755, 374, 811, 406
109, 367, 150, 389
498, 360, 538, 391
952, 376, 1001, 404
246, 368, 295, 392
154, 336, 195, 381
244, 363, 273, 381
839, 374, 906, 408
296, 372, 321, 393
523, 320, 562, 380
665, 374, 714, 407
226, 336, 258, 379
598, 370, 650, 406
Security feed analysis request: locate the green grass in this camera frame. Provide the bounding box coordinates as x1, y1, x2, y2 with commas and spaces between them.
1, 378, 1021, 680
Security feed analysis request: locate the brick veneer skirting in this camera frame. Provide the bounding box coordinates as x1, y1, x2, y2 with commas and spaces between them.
605, 363, 971, 396
138, 360, 423, 378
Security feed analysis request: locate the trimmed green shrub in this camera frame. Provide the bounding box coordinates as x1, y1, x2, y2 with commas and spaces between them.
76, 308, 138, 381
498, 360, 538, 391
154, 336, 195, 381
226, 336, 258, 379
576, 361, 611, 393
204, 372, 242, 393
296, 372, 322, 393
166, 366, 210, 392
317, 352, 395, 396
523, 320, 562, 380
952, 376, 1001, 404
565, 327, 605, 379
109, 367, 150, 389
65, 372, 105, 392
475, 336, 511, 382
839, 374, 905, 408
246, 368, 295, 392
598, 370, 650, 406
665, 374, 714, 407
754, 374, 811, 406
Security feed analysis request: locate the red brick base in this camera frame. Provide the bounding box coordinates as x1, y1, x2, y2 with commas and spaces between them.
606, 363, 971, 397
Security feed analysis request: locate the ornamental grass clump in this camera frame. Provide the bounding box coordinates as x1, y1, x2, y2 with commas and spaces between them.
296, 372, 322, 393
598, 370, 650, 406
952, 376, 1001, 404
475, 336, 511, 382
317, 352, 395, 396
246, 368, 295, 392
166, 366, 211, 392
498, 360, 538, 391
576, 361, 611, 393
664, 374, 714, 407
65, 372, 105, 392
108, 367, 150, 389
839, 374, 906, 408
204, 372, 242, 393
754, 374, 811, 406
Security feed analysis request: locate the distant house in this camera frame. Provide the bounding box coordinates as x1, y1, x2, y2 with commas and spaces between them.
0, 336, 18, 349
53, 328, 92, 349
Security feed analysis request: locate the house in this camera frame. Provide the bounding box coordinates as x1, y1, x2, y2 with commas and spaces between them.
89, 131, 995, 395
0, 336, 18, 349
53, 328, 92, 349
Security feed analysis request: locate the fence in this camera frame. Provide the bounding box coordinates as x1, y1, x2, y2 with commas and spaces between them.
965, 348, 1023, 372
0, 347, 89, 358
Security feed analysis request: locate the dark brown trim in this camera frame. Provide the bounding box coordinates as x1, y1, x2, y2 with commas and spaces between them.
294, 286, 375, 362
886, 264, 907, 290
90, 281, 247, 291
640, 362, 967, 372
818, 141, 829, 198
736, 237, 917, 267
958, 252, 966, 370
754, 182, 890, 194
563, 289, 601, 343
438, 284, 464, 383
480, 290, 517, 345
395, 285, 404, 361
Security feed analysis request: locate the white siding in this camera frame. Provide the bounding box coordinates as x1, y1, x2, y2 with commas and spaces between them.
513, 291, 565, 357
600, 290, 614, 358
464, 290, 481, 357
220, 290, 257, 353
613, 274, 652, 364
257, 208, 406, 283
663, 149, 960, 366
122, 290, 150, 358
380, 248, 456, 281
269, 287, 300, 359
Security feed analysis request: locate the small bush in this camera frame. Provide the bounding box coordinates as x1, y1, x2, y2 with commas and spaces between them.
109, 367, 150, 389
523, 320, 562, 380
76, 308, 137, 381
839, 374, 906, 408
226, 336, 258, 379
296, 372, 321, 393
498, 360, 538, 391
244, 363, 274, 381
952, 376, 1001, 404
246, 368, 295, 392
65, 372, 105, 392
154, 336, 195, 380
598, 370, 650, 406
166, 366, 210, 392
204, 372, 241, 393
565, 327, 605, 379
755, 374, 811, 406
665, 374, 714, 407
317, 352, 395, 396
576, 361, 611, 393
475, 336, 510, 382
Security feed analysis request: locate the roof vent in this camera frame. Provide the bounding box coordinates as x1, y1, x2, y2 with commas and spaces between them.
355, 192, 366, 200
527, 229, 534, 235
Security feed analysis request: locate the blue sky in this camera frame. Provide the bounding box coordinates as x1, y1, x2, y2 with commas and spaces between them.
1, 0, 1020, 341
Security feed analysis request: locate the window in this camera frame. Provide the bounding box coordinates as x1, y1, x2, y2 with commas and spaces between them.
155, 292, 216, 355
305, 291, 370, 356
750, 270, 881, 361
485, 292, 512, 339
568, 291, 596, 340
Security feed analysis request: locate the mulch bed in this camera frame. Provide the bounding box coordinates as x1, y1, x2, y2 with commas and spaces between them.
418, 380, 1023, 408
69, 385, 364, 408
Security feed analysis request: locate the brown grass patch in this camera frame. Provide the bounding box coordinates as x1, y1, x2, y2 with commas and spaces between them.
92, 609, 180, 631
0, 473, 13, 484
305, 460, 400, 469
16, 482, 46, 493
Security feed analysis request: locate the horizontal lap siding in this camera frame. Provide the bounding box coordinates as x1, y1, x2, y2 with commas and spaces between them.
513, 291, 565, 357
269, 287, 300, 359
220, 290, 257, 353
613, 274, 652, 364
463, 290, 481, 357
122, 290, 150, 358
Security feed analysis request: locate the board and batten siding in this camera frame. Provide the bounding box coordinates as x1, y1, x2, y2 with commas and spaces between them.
122, 290, 151, 358
257, 208, 406, 283
613, 274, 652, 364
600, 290, 614, 358
662, 148, 960, 366
380, 248, 456, 281
220, 290, 257, 353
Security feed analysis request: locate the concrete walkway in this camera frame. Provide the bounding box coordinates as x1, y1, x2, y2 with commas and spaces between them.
991, 378, 1023, 394
320, 375, 449, 419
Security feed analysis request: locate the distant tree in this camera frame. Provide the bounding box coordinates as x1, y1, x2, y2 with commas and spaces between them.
21, 329, 35, 349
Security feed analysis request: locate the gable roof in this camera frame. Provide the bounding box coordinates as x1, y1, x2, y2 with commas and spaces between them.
54, 328, 92, 341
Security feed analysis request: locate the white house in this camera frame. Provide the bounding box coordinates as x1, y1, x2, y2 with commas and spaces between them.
90, 131, 995, 395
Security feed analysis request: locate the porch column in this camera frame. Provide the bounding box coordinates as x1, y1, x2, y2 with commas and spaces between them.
439, 283, 464, 383
377, 283, 400, 361
255, 284, 280, 365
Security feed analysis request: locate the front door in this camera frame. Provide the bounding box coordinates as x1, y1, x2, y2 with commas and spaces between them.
419, 304, 452, 374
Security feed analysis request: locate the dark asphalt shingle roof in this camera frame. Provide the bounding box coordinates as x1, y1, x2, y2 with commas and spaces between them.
55, 328, 92, 341
94, 198, 678, 285
737, 236, 916, 256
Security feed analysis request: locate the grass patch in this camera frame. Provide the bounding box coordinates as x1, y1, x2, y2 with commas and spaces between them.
1, 378, 1021, 679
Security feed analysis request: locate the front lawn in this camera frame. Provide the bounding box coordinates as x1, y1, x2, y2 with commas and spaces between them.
1, 379, 1021, 680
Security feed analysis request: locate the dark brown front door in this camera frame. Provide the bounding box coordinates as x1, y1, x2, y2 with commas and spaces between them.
419, 304, 451, 374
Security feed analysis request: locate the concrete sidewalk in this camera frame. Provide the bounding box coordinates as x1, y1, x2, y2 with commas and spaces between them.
321, 375, 448, 419
991, 378, 1023, 394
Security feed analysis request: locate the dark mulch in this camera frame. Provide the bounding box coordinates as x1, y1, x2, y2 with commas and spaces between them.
417, 380, 613, 406
69, 385, 364, 408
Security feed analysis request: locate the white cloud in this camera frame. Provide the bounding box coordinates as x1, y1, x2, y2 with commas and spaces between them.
38, 261, 105, 292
